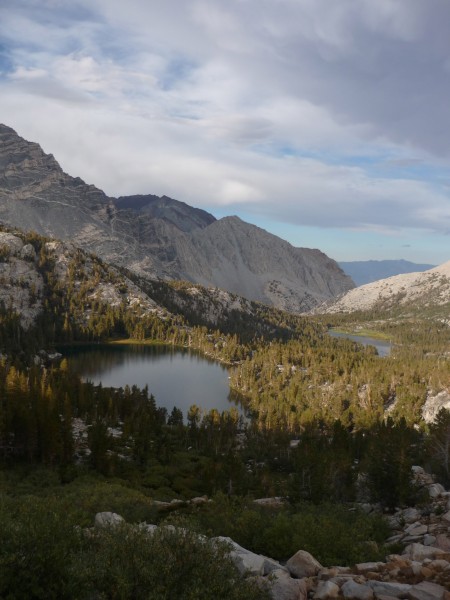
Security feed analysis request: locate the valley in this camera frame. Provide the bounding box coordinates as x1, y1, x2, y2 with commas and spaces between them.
0, 133, 449, 599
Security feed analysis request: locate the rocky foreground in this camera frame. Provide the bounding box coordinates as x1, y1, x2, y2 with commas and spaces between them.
95, 467, 450, 600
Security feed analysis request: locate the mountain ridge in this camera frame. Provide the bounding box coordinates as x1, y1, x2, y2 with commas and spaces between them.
316, 261, 450, 315
339, 259, 436, 286
0, 124, 354, 312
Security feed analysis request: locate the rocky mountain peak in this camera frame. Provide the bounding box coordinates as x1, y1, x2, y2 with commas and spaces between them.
114, 194, 216, 233
0, 125, 354, 312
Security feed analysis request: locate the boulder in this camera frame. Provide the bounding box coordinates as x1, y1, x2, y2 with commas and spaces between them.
214, 536, 265, 575
408, 581, 449, 600
253, 497, 286, 508
341, 579, 374, 600
402, 507, 422, 523
262, 556, 287, 576
428, 483, 446, 498
405, 523, 428, 536
367, 581, 411, 597
268, 569, 308, 600
20, 243, 36, 261
313, 580, 340, 599
424, 535, 437, 546
286, 549, 323, 578
355, 561, 383, 574
94, 512, 124, 528
403, 543, 446, 561
435, 534, 450, 551
190, 495, 209, 505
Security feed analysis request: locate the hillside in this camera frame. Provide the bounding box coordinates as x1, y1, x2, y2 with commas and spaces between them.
0, 124, 353, 312
316, 261, 450, 316
339, 259, 436, 286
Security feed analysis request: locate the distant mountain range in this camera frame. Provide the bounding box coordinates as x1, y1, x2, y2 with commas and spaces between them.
318, 262, 450, 315
0, 124, 353, 312
338, 260, 436, 286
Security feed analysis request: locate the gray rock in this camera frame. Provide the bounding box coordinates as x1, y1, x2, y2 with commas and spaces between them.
139, 523, 158, 534
214, 536, 266, 575
313, 580, 340, 599
190, 495, 209, 505
367, 581, 411, 597
408, 581, 448, 600
403, 542, 446, 561
405, 522, 428, 536
422, 391, 450, 424
262, 556, 287, 576
411, 466, 425, 476
253, 497, 286, 508
267, 569, 308, 600
94, 512, 124, 528
401, 507, 422, 524
286, 549, 323, 578
424, 534, 437, 546
435, 534, 450, 551
19, 243, 36, 261
354, 561, 383, 574
428, 483, 446, 498
341, 579, 374, 599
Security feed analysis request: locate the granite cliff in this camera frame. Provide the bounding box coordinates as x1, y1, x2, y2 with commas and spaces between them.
316, 262, 450, 317
0, 124, 353, 312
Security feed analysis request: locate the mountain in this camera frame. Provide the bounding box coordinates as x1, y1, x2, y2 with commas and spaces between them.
339, 259, 436, 286
316, 261, 450, 315
0, 124, 353, 312
114, 194, 216, 232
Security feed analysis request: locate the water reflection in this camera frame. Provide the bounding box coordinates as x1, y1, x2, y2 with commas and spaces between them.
63, 344, 243, 417
328, 331, 391, 357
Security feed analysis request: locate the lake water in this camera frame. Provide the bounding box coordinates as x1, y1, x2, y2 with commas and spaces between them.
63, 344, 241, 418
328, 330, 391, 357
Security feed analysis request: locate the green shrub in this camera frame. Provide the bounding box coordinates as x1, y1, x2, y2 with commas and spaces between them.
0, 496, 268, 600
78, 523, 269, 600
0, 496, 82, 599
185, 494, 390, 565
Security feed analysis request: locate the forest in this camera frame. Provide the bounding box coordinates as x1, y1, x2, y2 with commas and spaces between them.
0, 227, 449, 598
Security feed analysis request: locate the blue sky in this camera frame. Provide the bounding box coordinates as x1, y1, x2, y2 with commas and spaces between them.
0, 0, 449, 264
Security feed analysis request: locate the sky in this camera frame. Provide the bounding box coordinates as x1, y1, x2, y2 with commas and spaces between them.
0, 0, 449, 265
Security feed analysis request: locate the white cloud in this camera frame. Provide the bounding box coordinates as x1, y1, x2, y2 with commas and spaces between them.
0, 0, 450, 262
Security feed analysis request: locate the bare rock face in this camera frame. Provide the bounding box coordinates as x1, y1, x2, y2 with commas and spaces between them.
422, 391, 450, 424
0, 125, 354, 312
315, 262, 450, 315
0, 232, 43, 328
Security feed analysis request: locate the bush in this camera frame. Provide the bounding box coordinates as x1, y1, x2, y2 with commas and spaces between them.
186, 494, 390, 565
0, 496, 82, 599
0, 496, 268, 600
78, 523, 269, 600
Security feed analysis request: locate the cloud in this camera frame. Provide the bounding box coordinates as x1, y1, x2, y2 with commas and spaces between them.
0, 0, 450, 256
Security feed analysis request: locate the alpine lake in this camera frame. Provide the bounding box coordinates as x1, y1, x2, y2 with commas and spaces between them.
61, 343, 243, 419
328, 330, 391, 357
62, 331, 390, 421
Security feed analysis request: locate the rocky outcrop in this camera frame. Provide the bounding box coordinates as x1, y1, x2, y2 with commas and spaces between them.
94, 471, 450, 600
0, 231, 43, 328
422, 391, 450, 424
0, 229, 165, 331
315, 262, 450, 315
0, 125, 354, 312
